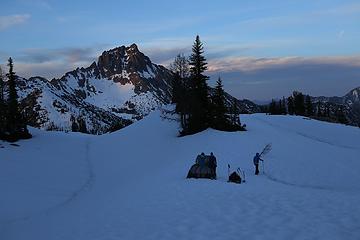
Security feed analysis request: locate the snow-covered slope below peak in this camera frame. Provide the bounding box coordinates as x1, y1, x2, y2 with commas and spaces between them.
1, 113, 360, 240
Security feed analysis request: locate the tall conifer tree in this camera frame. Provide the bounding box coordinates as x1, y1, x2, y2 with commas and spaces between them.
305, 95, 314, 116
187, 35, 210, 132
269, 99, 277, 115
5, 58, 31, 141
293, 91, 305, 115
282, 97, 287, 114
287, 96, 295, 115
6, 57, 20, 136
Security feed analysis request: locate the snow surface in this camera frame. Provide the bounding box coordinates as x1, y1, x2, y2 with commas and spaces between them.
84, 80, 135, 109
1, 113, 360, 240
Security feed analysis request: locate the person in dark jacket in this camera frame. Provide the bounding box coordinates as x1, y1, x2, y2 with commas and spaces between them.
208, 152, 217, 179
253, 152, 263, 175
196, 152, 206, 167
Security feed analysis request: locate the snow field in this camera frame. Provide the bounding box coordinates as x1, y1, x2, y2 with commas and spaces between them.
1, 112, 360, 240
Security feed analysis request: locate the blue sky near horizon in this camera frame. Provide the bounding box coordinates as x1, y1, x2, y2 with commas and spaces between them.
0, 0, 360, 100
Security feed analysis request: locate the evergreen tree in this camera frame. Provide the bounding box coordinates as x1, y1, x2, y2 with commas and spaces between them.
269, 99, 277, 115
172, 71, 182, 105
293, 91, 305, 115
0, 67, 5, 138
5, 58, 31, 141
281, 97, 287, 114
287, 96, 295, 115
212, 77, 227, 129
305, 95, 314, 116
6, 57, 19, 136
335, 106, 348, 124
278, 100, 282, 115
176, 36, 244, 134
78, 117, 88, 133
71, 115, 79, 132
278, 99, 285, 115
230, 99, 242, 128
186, 35, 210, 133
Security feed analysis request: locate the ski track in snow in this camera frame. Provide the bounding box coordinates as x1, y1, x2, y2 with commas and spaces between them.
0, 138, 95, 226
252, 115, 360, 192
254, 115, 360, 151
263, 172, 341, 192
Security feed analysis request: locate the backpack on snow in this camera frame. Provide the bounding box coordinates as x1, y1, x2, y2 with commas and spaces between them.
228, 171, 241, 184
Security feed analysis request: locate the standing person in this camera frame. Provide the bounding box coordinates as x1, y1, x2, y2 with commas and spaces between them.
209, 152, 217, 179
253, 152, 263, 175
196, 152, 206, 166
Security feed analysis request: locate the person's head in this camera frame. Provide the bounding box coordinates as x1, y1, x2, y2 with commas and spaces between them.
210, 152, 214, 156
201, 152, 205, 156
256, 152, 259, 156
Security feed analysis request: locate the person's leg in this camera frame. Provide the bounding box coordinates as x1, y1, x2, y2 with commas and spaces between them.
255, 164, 259, 175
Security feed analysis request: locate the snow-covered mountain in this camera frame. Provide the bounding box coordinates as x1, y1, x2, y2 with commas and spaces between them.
17, 44, 174, 134
344, 87, 360, 105
15, 44, 259, 134
312, 87, 360, 126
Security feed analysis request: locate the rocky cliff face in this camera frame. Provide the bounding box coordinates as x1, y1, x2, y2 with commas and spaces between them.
14, 44, 260, 134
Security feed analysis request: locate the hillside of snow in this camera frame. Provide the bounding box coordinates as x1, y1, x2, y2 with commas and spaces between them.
1, 112, 360, 240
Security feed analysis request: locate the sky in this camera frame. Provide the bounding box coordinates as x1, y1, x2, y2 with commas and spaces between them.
0, 0, 359, 101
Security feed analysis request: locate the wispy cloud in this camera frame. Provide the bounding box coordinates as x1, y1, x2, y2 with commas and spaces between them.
206, 55, 360, 101
19, 47, 101, 64
207, 56, 360, 73
1, 45, 108, 78
0, 14, 30, 31
14, 61, 72, 79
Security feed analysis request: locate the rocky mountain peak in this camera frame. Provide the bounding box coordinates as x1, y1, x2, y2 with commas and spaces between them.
127, 43, 139, 53
344, 87, 360, 104
96, 44, 152, 81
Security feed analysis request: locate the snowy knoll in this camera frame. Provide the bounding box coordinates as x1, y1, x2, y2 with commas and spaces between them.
1, 112, 360, 239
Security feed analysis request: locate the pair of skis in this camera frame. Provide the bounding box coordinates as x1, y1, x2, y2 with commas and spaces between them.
259, 143, 272, 174
237, 167, 246, 183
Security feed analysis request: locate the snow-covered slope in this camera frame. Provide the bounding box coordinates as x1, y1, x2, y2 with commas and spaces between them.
1, 112, 359, 240
0, 112, 360, 240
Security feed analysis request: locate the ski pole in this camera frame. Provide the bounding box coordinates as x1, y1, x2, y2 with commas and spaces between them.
228, 164, 230, 180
